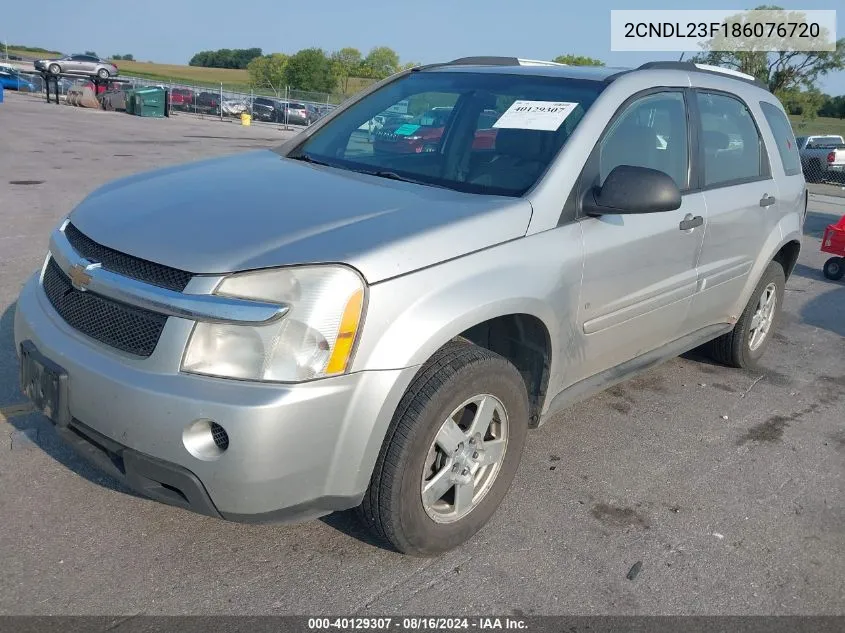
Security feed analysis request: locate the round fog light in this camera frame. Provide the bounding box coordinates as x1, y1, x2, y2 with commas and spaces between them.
183, 419, 229, 460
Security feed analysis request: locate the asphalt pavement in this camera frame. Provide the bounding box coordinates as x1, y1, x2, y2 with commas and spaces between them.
0, 92, 843, 615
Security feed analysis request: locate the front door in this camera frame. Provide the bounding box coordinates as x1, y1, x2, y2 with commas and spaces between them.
568, 90, 706, 386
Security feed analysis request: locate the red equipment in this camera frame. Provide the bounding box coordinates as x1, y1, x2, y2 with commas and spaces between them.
821, 214, 845, 280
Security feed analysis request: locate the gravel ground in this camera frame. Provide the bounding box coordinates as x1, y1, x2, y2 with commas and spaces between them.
0, 92, 843, 616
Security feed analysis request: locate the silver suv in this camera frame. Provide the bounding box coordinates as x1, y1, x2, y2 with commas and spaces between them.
15, 58, 805, 555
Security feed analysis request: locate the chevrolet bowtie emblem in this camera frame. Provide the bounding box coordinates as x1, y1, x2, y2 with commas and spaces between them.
69, 264, 93, 291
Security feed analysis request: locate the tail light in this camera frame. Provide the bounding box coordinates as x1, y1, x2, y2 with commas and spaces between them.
828, 151, 836, 164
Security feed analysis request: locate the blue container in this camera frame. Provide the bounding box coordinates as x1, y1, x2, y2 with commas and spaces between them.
0, 85, 4, 104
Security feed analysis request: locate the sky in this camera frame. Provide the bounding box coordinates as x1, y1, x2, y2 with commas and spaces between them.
3, 0, 843, 95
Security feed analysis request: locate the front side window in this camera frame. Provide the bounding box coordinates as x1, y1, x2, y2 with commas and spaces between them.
759, 101, 802, 176
697, 91, 765, 187
290, 71, 604, 196
599, 91, 689, 190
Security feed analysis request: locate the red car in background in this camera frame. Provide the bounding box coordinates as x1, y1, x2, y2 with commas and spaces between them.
373, 108, 500, 154
170, 88, 195, 110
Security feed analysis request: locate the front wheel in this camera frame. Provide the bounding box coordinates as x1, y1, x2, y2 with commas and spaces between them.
359, 340, 529, 556
704, 261, 786, 369
48, 63, 61, 75
823, 257, 844, 281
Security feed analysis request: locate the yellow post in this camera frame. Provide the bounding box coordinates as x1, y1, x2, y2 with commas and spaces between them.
241, 112, 252, 126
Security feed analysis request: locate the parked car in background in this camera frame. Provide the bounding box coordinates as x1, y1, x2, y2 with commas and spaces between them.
0, 68, 36, 91
305, 103, 323, 122
35, 54, 119, 79
222, 99, 248, 116
193, 92, 220, 115
170, 88, 195, 111
251, 97, 282, 122
796, 135, 845, 182
281, 101, 310, 125
251, 98, 311, 125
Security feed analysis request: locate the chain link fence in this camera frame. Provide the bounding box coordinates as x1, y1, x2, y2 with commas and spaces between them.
114, 76, 341, 128
798, 135, 845, 185
8, 66, 344, 128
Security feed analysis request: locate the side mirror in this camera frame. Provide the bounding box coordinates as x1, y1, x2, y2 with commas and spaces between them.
584, 165, 682, 216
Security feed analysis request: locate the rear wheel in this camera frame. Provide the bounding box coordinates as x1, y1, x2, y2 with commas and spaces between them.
823, 257, 844, 281
97, 68, 110, 79
359, 340, 529, 556
704, 261, 786, 369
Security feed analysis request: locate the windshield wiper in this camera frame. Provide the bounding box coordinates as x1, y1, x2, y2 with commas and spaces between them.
363, 170, 446, 188
288, 153, 332, 167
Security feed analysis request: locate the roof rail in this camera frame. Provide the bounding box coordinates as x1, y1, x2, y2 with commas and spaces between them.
440, 56, 567, 67
632, 61, 768, 90
517, 58, 567, 67
446, 56, 522, 66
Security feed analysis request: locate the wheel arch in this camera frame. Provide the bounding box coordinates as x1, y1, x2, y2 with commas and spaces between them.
730, 222, 801, 319
772, 239, 801, 280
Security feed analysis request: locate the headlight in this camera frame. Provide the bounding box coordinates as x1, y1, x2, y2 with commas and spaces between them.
182, 265, 365, 382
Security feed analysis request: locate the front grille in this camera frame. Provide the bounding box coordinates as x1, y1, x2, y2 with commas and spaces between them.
64, 223, 193, 292
42, 258, 166, 357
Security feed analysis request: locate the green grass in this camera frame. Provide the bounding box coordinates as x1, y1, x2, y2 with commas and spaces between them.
790, 115, 845, 137
5, 45, 62, 57
110, 60, 377, 103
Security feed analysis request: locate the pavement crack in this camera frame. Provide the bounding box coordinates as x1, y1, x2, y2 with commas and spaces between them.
393, 555, 476, 605
351, 558, 437, 614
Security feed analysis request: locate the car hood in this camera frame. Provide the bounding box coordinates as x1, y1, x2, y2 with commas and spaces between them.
69, 150, 532, 283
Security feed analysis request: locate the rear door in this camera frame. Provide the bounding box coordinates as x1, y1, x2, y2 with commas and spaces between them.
686, 90, 781, 331
571, 89, 707, 385
66, 55, 87, 72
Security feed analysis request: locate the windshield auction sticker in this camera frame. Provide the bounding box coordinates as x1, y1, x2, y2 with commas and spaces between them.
492, 101, 580, 131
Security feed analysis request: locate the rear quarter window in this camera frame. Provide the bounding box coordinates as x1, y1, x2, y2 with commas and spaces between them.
759, 101, 802, 177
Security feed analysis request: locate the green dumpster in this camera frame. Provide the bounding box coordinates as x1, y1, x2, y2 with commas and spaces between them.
133, 87, 167, 118
124, 89, 137, 115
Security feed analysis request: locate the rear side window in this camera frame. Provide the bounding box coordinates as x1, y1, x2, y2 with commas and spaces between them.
759, 101, 802, 176
697, 91, 765, 187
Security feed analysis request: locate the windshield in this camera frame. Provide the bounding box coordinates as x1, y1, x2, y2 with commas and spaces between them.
810, 136, 844, 146
290, 70, 604, 196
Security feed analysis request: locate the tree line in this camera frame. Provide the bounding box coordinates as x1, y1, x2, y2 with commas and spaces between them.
189, 48, 263, 69
245, 46, 418, 94
245, 49, 606, 95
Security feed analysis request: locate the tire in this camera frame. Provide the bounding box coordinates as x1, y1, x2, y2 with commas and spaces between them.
823, 257, 844, 281
359, 340, 529, 556
97, 68, 110, 79
48, 63, 61, 75
705, 261, 786, 369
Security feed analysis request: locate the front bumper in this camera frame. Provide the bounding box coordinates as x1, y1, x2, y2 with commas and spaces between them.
14, 273, 418, 521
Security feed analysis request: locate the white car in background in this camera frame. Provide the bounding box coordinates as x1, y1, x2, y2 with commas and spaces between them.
221, 99, 248, 116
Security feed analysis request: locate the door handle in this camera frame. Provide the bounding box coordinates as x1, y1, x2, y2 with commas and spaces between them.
679, 214, 703, 231
760, 194, 776, 207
